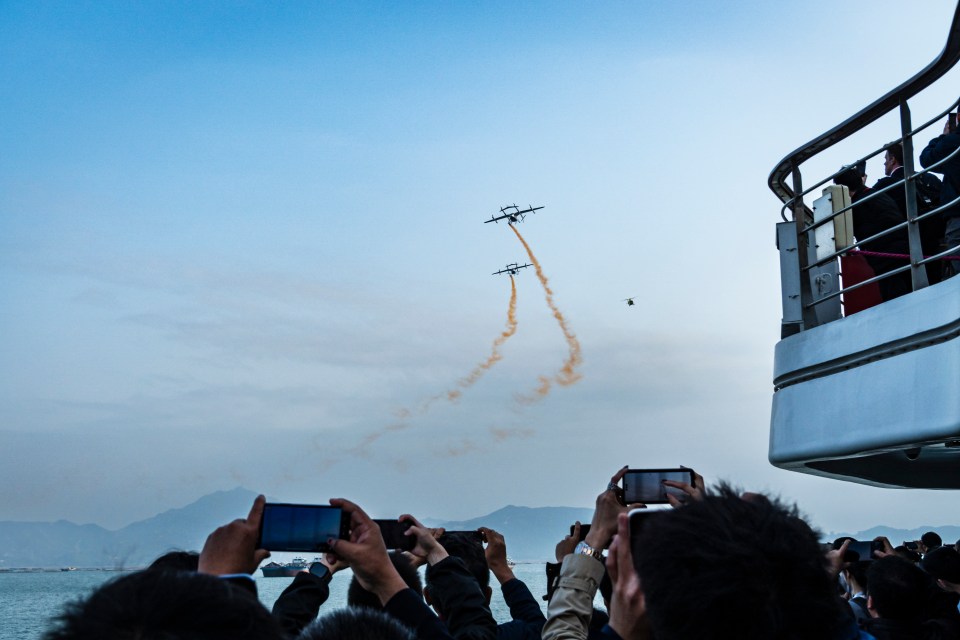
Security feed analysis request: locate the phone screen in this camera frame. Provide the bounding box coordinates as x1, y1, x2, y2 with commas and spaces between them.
375, 519, 415, 551
442, 530, 484, 546
258, 504, 346, 552
845, 540, 877, 562
621, 469, 694, 504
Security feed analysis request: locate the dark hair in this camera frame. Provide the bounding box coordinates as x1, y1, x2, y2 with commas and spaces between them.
894, 546, 922, 564
922, 531, 943, 550
867, 555, 935, 621
834, 167, 863, 193
300, 607, 415, 640
884, 142, 904, 166
430, 532, 489, 590
846, 561, 870, 591
348, 552, 422, 610
147, 550, 199, 573
44, 569, 282, 640
921, 546, 960, 584
634, 485, 849, 640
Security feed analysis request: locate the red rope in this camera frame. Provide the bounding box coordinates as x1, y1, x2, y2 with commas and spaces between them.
851, 249, 960, 261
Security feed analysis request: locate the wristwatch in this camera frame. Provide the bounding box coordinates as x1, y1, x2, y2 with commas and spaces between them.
308, 561, 331, 580
574, 541, 604, 561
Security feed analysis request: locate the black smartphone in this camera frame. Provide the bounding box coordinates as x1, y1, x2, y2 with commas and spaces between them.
950, 113, 957, 133
844, 540, 881, 562
258, 503, 350, 552
621, 468, 695, 504
629, 508, 655, 574
442, 530, 484, 546
375, 519, 415, 551
570, 523, 591, 542
904, 541, 919, 551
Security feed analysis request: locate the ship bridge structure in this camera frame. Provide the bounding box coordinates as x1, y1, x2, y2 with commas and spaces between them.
769, 3, 960, 488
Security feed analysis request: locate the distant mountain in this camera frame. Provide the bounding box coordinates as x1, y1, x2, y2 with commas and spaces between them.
829, 525, 960, 547
3, 489, 956, 568
0, 487, 261, 568
437, 505, 594, 561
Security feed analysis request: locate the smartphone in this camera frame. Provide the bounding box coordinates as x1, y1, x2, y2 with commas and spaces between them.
628, 508, 655, 574
570, 523, 591, 542
441, 530, 484, 546
258, 503, 350, 552
904, 541, 919, 551
950, 113, 957, 133
375, 519, 415, 551
844, 540, 881, 562
621, 468, 695, 504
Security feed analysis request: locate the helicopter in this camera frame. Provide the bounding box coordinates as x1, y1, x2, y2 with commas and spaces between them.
484, 204, 544, 225
493, 263, 532, 276
623, 297, 637, 307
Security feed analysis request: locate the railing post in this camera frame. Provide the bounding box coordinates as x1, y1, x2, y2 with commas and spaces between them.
792, 166, 819, 330
899, 98, 929, 291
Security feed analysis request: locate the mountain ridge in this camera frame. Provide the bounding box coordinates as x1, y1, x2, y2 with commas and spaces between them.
2, 488, 956, 567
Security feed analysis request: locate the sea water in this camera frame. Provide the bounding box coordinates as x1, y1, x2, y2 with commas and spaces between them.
0, 563, 604, 639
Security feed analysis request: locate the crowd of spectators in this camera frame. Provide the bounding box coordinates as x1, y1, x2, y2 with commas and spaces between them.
831, 112, 960, 303
40, 467, 960, 640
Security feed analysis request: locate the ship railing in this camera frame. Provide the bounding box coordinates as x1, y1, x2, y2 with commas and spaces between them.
770, 2, 960, 336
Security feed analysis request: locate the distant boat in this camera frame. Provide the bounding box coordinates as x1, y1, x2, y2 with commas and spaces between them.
60, 567, 78, 571
507, 557, 516, 567
260, 556, 311, 578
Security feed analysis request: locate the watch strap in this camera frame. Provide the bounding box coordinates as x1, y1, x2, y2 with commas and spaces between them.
574, 541, 603, 561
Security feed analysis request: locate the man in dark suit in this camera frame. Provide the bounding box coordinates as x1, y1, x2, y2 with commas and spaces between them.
920, 117, 960, 279
873, 142, 944, 284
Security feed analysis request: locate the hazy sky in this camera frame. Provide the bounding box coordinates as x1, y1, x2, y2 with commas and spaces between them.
2, 0, 959, 536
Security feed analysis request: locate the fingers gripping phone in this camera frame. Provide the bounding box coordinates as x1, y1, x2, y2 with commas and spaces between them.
844, 540, 882, 562
629, 508, 656, 575
570, 523, 591, 542
257, 503, 350, 552
621, 468, 695, 504
375, 519, 416, 551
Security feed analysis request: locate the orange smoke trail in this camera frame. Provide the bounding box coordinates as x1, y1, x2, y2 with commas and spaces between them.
510, 224, 583, 395
354, 276, 520, 456
450, 274, 518, 393
417, 274, 518, 409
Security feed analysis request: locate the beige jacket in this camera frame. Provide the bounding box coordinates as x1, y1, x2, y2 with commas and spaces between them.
542, 553, 605, 640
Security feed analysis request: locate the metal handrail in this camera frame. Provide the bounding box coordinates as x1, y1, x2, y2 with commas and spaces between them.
768, 3, 960, 206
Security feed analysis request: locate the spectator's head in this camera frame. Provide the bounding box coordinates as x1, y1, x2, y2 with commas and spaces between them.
883, 142, 904, 175
921, 546, 960, 594
856, 160, 868, 183
633, 485, 849, 640
894, 546, 922, 564
147, 550, 199, 573
43, 569, 282, 640
300, 607, 415, 640
832, 536, 855, 550
844, 560, 870, 595
834, 166, 865, 196
425, 531, 492, 613
867, 555, 935, 621
348, 551, 422, 609
921, 531, 942, 553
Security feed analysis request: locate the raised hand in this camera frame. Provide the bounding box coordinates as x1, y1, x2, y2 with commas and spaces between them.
479, 527, 514, 584
326, 498, 407, 604
198, 494, 270, 576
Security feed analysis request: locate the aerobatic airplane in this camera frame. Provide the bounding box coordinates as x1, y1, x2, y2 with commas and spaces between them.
483, 204, 544, 224
623, 297, 637, 307
492, 263, 532, 276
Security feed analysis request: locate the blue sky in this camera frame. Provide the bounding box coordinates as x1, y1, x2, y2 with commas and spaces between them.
2, 0, 960, 534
